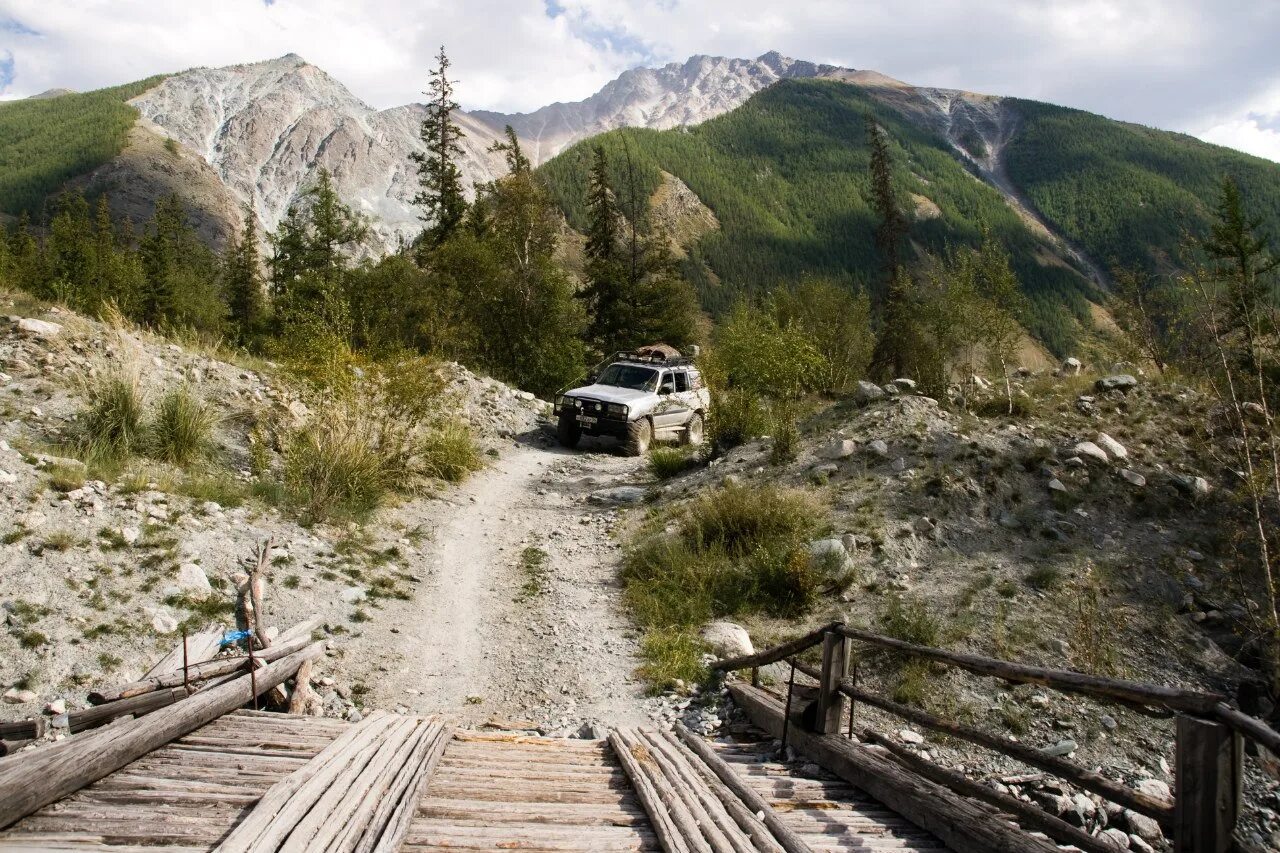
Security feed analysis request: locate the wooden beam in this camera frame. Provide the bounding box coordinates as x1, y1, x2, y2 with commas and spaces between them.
861, 729, 1121, 853
815, 632, 848, 735
839, 680, 1174, 827
728, 682, 1060, 853
838, 626, 1224, 714
0, 719, 44, 741
143, 628, 223, 681
1214, 702, 1280, 759
608, 728, 691, 853
0, 641, 326, 830
1175, 714, 1241, 853
64, 687, 190, 734
710, 622, 842, 672
674, 724, 813, 853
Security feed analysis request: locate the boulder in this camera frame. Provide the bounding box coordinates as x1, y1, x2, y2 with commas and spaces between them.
1096, 374, 1138, 393
820, 439, 857, 460
1040, 738, 1078, 757
1063, 357, 1083, 375
17, 318, 63, 339
1122, 808, 1163, 843
866, 439, 890, 458
2, 688, 37, 705
898, 729, 925, 745
1100, 827, 1130, 849
174, 563, 212, 598
1096, 432, 1128, 460
853, 380, 886, 405
700, 621, 753, 658
891, 377, 917, 392
1073, 441, 1110, 465
809, 538, 854, 575
588, 486, 648, 505
151, 611, 178, 633
341, 586, 367, 604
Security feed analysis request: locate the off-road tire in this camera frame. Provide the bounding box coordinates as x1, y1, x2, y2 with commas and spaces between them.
624, 418, 652, 456
557, 412, 581, 449
680, 412, 706, 447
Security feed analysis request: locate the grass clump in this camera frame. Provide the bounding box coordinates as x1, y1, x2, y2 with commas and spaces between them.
419, 421, 483, 483
1025, 564, 1063, 591
516, 546, 550, 601
46, 463, 86, 493
16, 629, 49, 649
80, 368, 146, 458
623, 483, 831, 688
151, 386, 218, 465
285, 414, 389, 523
636, 628, 710, 692
649, 446, 697, 480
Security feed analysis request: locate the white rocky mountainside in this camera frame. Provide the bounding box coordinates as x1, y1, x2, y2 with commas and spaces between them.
127, 52, 842, 250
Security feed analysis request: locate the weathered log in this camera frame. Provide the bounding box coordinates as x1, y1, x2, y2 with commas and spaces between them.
861, 729, 1121, 853
65, 687, 190, 734
248, 537, 273, 650
711, 622, 841, 672
729, 681, 1060, 853
641, 729, 762, 853
614, 727, 711, 852
0, 738, 34, 757
143, 627, 223, 681
0, 718, 45, 740
633, 728, 746, 853
1214, 702, 1280, 759
89, 629, 315, 704
364, 721, 450, 853
214, 712, 398, 852
839, 680, 1174, 828
608, 728, 691, 853
674, 723, 812, 853
287, 659, 324, 716
0, 640, 326, 830
838, 626, 1225, 714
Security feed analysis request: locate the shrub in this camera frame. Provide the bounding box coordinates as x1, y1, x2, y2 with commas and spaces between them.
46, 463, 86, 493
80, 368, 145, 457
419, 421, 482, 483
878, 594, 941, 647
709, 388, 769, 451
636, 628, 709, 693
151, 386, 218, 465
769, 406, 799, 465
1024, 564, 1063, 591
649, 446, 697, 479
682, 483, 823, 557
284, 413, 389, 523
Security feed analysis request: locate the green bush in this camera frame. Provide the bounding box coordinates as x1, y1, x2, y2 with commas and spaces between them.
649, 446, 697, 479
623, 482, 829, 689
80, 369, 145, 457
151, 386, 218, 465
284, 414, 388, 523
419, 421, 483, 483
709, 388, 769, 450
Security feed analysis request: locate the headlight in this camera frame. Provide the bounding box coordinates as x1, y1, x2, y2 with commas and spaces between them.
554, 395, 565, 408
574, 398, 582, 409
607, 403, 628, 416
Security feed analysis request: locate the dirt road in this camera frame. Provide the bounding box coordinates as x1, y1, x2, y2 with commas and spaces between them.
343, 439, 651, 733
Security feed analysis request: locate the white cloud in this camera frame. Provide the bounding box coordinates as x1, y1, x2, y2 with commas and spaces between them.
1, 0, 1278, 161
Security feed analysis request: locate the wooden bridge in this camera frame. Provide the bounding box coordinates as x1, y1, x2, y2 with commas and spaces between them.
0, 624, 1277, 852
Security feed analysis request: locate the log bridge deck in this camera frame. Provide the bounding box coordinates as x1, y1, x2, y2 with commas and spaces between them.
2, 621, 1278, 851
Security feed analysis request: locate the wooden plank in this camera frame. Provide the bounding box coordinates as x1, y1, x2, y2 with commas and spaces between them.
816, 633, 849, 736
729, 682, 1059, 853
840, 681, 1174, 827
64, 687, 190, 734
362, 721, 450, 853
837, 626, 1224, 714
1174, 714, 1241, 853
608, 729, 692, 852
0, 641, 326, 830
675, 724, 813, 853
0, 719, 45, 741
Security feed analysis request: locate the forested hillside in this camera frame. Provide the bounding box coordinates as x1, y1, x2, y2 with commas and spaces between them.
0, 77, 165, 217
541, 78, 1280, 355
1004, 99, 1280, 272
540, 80, 1096, 354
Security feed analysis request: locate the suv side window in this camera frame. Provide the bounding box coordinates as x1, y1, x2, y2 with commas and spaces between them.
658, 371, 676, 393
687, 369, 703, 390
674, 370, 690, 392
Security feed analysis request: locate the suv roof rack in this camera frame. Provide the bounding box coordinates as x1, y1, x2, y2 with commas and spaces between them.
610, 350, 697, 367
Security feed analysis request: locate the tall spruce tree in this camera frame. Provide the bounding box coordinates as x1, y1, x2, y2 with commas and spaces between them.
225, 203, 265, 342
582, 145, 625, 350
411, 46, 467, 250
866, 115, 913, 381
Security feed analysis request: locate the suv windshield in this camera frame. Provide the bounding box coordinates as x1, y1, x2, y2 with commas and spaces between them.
596, 364, 659, 391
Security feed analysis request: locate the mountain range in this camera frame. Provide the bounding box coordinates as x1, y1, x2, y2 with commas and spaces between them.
2, 50, 1279, 355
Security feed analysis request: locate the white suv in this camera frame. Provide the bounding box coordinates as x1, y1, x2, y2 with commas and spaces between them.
555, 351, 710, 455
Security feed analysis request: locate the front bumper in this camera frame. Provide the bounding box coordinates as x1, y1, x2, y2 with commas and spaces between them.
558, 401, 630, 438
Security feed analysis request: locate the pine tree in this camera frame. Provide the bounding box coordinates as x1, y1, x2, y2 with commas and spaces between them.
489, 125, 530, 175
866, 115, 912, 381
581, 145, 625, 349
45, 192, 95, 308
225, 203, 265, 342
268, 205, 309, 300
306, 169, 367, 286
1202, 176, 1279, 358
411, 46, 467, 250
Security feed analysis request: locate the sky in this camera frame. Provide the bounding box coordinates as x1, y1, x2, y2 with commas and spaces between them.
1, 0, 1279, 162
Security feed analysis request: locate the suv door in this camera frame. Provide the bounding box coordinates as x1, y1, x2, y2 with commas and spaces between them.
653, 370, 683, 431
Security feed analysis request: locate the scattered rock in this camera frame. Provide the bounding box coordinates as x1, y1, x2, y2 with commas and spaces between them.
890, 377, 917, 392
1039, 738, 1077, 757
1096, 433, 1128, 459
1120, 469, 1146, 486
2, 688, 37, 704
588, 486, 647, 505
151, 611, 178, 633
16, 318, 63, 339
174, 563, 212, 598
1096, 374, 1139, 393
1063, 357, 1083, 375
820, 439, 857, 460
341, 586, 367, 604
1048, 478, 1068, 493
46, 698, 67, 715
853, 380, 887, 405
866, 439, 890, 458
1073, 441, 1110, 465
898, 729, 925, 745
1122, 809, 1163, 843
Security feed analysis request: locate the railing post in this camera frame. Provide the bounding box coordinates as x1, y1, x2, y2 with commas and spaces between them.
815, 629, 849, 735
1174, 713, 1241, 853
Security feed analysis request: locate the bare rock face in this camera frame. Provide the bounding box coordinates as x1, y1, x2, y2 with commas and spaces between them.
127, 52, 843, 251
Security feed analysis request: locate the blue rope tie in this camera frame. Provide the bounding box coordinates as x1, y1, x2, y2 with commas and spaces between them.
220, 629, 254, 647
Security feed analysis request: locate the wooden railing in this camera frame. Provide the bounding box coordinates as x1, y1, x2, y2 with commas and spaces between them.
712, 621, 1277, 853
